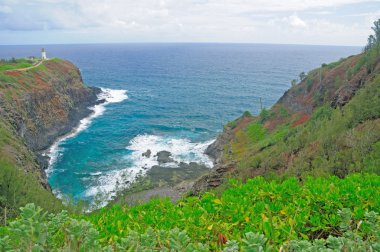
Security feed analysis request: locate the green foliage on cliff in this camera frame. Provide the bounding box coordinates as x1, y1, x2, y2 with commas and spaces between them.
0, 120, 63, 224
365, 19, 380, 52
1, 24, 380, 252
226, 48, 380, 181
247, 123, 267, 142
0, 58, 86, 222
0, 174, 379, 251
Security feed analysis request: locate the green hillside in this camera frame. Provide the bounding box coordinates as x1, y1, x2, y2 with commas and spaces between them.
204, 38, 380, 185
0, 20, 379, 252
0, 58, 99, 221
0, 119, 63, 223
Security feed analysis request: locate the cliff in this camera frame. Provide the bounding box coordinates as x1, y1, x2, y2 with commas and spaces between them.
0, 59, 100, 219
193, 50, 380, 195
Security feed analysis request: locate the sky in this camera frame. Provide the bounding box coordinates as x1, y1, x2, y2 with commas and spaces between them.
0, 0, 379, 46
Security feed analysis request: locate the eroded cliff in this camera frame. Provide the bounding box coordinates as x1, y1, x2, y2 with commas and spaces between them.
192, 50, 380, 195
0, 59, 100, 218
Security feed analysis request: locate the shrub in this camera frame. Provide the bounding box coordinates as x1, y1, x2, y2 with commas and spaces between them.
247, 123, 267, 142
226, 120, 237, 129
260, 108, 274, 122
243, 111, 252, 117
1, 174, 379, 251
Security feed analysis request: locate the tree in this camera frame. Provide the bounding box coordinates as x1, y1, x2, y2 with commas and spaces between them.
365, 35, 376, 51
299, 72, 307, 82
291, 79, 297, 87
365, 19, 380, 51
372, 19, 380, 41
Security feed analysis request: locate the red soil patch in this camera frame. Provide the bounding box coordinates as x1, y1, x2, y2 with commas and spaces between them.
4, 71, 22, 76
264, 117, 286, 131
32, 72, 50, 90
45, 60, 75, 75
233, 115, 254, 133
291, 113, 310, 128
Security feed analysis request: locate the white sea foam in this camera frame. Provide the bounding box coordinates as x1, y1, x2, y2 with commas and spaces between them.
45, 88, 128, 174
82, 134, 214, 209
90, 172, 102, 176
128, 134, 214, 169
46, 87, 214, 210
83, 166, 142, 209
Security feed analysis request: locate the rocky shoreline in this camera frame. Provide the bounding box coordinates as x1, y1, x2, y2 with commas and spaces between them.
0, 58, 240, 205
36, 86, 103, 171
117, 120, 239, 205
0, 59, 104, 189
116, 151, 211, 206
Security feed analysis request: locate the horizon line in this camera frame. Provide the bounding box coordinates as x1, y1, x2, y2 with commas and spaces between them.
0, 41, 363, 48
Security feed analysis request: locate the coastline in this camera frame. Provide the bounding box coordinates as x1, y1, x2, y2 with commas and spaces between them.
36, 86, 103, 172
43, 88, 128, 172
112, 142, 220, 207
43, 88, 128, 198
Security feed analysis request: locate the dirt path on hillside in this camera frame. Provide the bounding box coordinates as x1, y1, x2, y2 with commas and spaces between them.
3, 60, 47, 73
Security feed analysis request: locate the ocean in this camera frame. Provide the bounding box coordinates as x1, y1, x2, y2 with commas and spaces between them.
0, 43, 360, 207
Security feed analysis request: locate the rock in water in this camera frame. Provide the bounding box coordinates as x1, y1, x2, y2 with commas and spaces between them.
156, 150, 174, 164
142, 149, 151, 158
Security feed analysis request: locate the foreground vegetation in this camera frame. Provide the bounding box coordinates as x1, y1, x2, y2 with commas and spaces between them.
0, 174, 379, 251
1, 19, 380, 252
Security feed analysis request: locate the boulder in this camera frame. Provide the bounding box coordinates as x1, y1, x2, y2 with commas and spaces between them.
156, 150, 174, 164
142, 149, 151, 158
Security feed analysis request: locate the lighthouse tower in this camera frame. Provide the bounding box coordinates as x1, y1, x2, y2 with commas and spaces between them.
41, 48, 47, 60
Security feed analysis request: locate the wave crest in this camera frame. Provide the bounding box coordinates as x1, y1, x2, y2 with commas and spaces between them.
81, 134, 214, 209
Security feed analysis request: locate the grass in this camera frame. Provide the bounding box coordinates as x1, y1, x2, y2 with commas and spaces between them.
0, 58, 37, 71
225, 51, 380, 181
1, 32, 380, 252
0, 120, 63, 223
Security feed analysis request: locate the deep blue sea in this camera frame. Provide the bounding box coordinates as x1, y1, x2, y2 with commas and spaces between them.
0, 43, 360, 206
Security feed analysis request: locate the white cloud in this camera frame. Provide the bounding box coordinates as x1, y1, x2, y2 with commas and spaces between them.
0, 5, 12, 13
0, 0, 377, 45
288, 15, 308, 28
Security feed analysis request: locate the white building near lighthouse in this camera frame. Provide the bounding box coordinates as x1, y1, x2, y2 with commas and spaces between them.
41, 48, 47, 60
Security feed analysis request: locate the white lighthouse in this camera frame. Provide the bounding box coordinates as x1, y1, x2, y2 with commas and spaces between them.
41, 48, 47, 60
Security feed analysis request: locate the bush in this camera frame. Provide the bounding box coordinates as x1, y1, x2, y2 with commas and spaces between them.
260, 108, 274, 122
247, 123, 267, 142
243, 111, 252, 117
1, 174, 379, 251
226, 120, 237, 129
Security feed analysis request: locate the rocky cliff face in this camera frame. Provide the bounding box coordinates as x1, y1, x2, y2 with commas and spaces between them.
277, 54, 373, 114
192, 114, 253, 195
0, 59, 100, 190
193, 51, 380, 195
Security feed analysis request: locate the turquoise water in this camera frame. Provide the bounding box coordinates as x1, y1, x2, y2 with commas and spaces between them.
0, 44, 360, 206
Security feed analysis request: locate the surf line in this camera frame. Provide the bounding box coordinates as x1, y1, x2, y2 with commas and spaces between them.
44, 88, 128, 174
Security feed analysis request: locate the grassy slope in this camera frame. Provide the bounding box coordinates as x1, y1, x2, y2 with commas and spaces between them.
0, 58, 35, 71
0, 121, 62, 220
0, 59, 73, 222
73, 50, 380, 249
0, 48, 379, 251
218, 51, 380, 184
